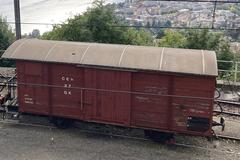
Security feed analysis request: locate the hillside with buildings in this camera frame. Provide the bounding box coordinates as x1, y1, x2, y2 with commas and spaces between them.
115, 0, 240, 35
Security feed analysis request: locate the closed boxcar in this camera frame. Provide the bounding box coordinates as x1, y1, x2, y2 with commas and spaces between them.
2, 39, 218, 138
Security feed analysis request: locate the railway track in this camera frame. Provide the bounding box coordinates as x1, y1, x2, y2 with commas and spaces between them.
216, 134, 240, 142
214, 110, 240, 117
0, 117, 239, 147
214, 99, 240, 117
0, 119, 239, 157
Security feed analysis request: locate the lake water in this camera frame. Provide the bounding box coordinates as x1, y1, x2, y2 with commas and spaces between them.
0, 0, 124, 34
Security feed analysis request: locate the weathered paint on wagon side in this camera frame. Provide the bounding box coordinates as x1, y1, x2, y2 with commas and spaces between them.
3, 39, 217, 137
16, 61, 215, 137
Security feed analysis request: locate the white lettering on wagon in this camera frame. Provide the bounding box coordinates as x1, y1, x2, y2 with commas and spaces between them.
24, 94, 34, 104
61, 76, 74, 82
64, 84, 71, 88
61, 76, 74, 95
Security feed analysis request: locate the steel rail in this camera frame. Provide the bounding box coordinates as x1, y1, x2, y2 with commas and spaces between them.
216, 134, 240, 141
214, 99, 240, 116
0, 119, 56, 129
214, 110, 240, 116
215, 99, 240, 107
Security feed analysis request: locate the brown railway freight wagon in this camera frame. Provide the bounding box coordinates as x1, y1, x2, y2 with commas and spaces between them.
2, 39, 218, 138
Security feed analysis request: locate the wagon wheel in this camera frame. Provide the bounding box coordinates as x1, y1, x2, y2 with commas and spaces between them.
144, 130, 174, 143
52, 117, 74, 129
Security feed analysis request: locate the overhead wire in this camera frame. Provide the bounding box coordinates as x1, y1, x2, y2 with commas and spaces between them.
0, 21, 239, 31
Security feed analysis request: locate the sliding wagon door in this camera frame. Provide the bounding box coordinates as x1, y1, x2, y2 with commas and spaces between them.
50, 64, 84, 119
84, 68, 131, 126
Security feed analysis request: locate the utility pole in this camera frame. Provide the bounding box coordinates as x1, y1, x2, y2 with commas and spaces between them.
14, 0, 21, 40
212, 0, 217, 29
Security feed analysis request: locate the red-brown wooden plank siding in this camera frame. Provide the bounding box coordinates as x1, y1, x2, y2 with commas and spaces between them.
17, 61, 50, 115
84, 68, 131, 125
50, 64, 84, 119
16, 60, 216, 137
131, 73, 170, 130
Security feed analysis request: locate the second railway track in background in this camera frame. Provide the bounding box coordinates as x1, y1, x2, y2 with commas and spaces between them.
214, 99, 240, 117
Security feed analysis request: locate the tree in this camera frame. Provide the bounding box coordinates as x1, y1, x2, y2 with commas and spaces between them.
158, 29, 234, 72
184, 29, 234, 71
156, 29, 164, 39
85, 0, 126, 44
42, 0, 153, 45
225, 29, 240, 41
0, 16, 15, 67
217, 42, 234, 71
41, 15, 93, 42
123, 28, 153, 46
28, 29, 40, 38
158, 30, 186, 48
184, 29, 222, 50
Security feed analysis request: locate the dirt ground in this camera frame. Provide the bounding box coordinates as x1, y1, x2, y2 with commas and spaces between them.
0, 117, 239, 160
213, 116, 240, 138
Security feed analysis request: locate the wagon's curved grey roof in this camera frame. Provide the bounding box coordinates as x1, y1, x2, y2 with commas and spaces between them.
2, 39, 218, 76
